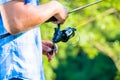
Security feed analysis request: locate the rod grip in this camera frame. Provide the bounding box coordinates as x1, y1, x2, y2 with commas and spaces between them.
46, 16, 57, 22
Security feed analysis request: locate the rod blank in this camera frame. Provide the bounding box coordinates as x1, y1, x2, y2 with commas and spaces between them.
68, 0, 103, 13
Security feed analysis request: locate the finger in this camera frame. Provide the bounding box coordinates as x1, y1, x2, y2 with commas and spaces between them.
53, 16, 65, 24
42, 40, 54, 47
52, 43, 58, 54
42, 40, 58, 51
49, 45, 58, 55
42, 45, 52, 54
47, 53, 54, 62
47, 50, 57, 62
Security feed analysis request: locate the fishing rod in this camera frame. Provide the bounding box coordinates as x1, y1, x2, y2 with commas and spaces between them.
51, 0, 103, 43
49, 0, 103, 55
0, 0, 103, 40
47, 0, 103, 22
69, 0, 102, 13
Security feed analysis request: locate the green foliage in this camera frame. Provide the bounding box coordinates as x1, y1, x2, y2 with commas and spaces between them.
54, 50, 117, 80
40, 0, 120, 80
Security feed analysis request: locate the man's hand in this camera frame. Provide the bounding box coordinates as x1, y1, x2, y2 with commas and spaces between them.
42, 40, 58, 62
50, 1, 68, 24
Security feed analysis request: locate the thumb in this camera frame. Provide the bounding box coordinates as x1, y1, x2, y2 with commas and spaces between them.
42, 45, 52, 54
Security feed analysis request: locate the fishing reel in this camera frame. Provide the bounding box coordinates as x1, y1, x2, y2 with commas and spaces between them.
52, 24, 76, 43
47, 0, 102, 43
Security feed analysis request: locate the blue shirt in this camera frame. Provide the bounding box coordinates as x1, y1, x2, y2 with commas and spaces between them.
0, 0, 45, 80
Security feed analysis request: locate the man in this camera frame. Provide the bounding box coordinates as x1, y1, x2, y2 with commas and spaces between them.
0, 0, 68, 80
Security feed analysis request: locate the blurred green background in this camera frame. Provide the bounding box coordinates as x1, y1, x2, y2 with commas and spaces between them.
40, 0, 120, 80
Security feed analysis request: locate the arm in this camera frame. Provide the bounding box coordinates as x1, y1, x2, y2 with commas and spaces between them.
0, 0, 68, 34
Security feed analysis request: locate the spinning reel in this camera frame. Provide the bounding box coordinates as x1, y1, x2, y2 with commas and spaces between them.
52, 24, 76, 43
48, 0, 102, 43
49, 24, 76, 55
48, 0, 103, 54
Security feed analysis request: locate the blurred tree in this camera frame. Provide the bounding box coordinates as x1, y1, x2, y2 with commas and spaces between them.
54, 48, 117, 80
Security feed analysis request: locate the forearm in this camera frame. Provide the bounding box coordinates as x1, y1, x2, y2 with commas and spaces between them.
0, 1, 61, 34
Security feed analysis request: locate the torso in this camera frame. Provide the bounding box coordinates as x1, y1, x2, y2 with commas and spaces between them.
0, 0, 45, 80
